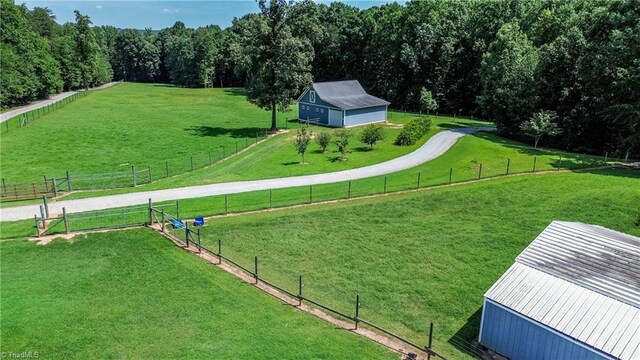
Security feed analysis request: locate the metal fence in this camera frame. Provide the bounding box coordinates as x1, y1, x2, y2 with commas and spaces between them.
149, 205, 448, 360
2, 91, 89, 133
0, 178, 56, 201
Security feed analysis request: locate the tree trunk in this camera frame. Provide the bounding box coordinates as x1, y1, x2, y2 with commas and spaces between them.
270, 101, 277, 132
534, 136, 540, 149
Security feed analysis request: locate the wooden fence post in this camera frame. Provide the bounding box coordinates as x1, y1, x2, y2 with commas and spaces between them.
52, 178, 58, 197
148, 198, 153, 225
506, 158, 511, 175
348, 181, 352, 199
42, 195, 49, 218
417, 172, 421, 189
427, 322, 434, 360
355, 294, 360, 330
254, 256, 259, 283
478, 163, 483, 179
1, 178, 6, 196
309, 185, 313, 204
161, 209, 166, 232
269, 189, 273, 209
224, 194, 228, 214
532, 156, 537, 173
165, 162, 169, 178
557, 155, 562, 171
383, 177, 387, 194
449, 168, 453, 184
63, 207, 70, 234
190, 156, 194, 172
298, 275, 303, 306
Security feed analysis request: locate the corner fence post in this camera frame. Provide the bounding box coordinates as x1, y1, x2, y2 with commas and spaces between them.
185, 223, 190, 247
355, 294, 360, 330
42, 195, 49, 218
148, 198, 153, 225
298, 275, 303, 306
449, 167, 453, 184
63, 207, 70, 234
506, 158, 511, 175
131, 165, 137, 187
254, 256, 259, 283
532, 156, 537, 173
478, 163, 483, 179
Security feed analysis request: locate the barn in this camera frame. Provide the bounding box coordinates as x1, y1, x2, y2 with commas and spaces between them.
479, 221, 640, 360
297, 80, 389, 127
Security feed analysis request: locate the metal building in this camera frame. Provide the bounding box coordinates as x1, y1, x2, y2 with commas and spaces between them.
479, 221, 640, 360
297, 80, 389, 127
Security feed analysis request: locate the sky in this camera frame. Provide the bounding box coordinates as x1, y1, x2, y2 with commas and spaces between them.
21, 0, 402, 30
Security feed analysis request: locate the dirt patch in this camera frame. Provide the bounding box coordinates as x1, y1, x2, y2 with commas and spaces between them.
29, 226, 145, 245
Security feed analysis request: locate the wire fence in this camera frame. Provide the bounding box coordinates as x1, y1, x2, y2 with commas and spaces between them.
1, 91, 89, 133
149, 205, 448, 360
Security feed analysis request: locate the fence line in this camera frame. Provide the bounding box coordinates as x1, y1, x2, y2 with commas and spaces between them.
2, 91, 90, 133
149, 205, 448, 360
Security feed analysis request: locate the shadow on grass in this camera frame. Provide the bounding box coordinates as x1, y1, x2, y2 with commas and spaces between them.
448, 307, 486, 358
152, 84, 179, 88
223, 88, 247, 97
353, 146, 373, 152
186, 126, 266, 139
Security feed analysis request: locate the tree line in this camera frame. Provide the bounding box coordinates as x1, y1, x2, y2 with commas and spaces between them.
1, 0, 638, 157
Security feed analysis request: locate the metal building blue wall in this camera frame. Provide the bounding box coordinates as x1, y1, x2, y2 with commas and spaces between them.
344, 106, 387, 127
480, 300, 612, 360
298, 90, 338, 125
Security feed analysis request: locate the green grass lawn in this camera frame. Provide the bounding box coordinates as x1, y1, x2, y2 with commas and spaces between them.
185, 168, 639, 360
0, 81, 489, 196
0, 229, 396, 359
0, 83, 291, 184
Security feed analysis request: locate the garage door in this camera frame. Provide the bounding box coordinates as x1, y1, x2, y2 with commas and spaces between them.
329, 109, 342, 127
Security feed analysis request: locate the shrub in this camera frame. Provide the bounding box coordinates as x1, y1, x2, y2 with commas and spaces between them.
294, 127, 311, 163
359, 124, 385, 149
333, 129, 351, 160
394, 117, 431, 146
315, 131, 331, 153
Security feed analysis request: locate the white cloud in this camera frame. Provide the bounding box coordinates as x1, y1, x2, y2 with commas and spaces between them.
96, 5, 102, 9
161, 8, 179, 14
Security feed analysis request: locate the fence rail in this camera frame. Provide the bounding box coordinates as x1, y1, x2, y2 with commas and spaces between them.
0, 179, 56, 201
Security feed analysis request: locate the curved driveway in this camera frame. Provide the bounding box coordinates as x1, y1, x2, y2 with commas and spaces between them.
0, 127, 492, 221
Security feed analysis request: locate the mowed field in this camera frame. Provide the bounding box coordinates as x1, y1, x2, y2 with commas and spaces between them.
0, 83, 290, 184
187, 168, 639, 360
0, 82, 488, 190
0, 229, 396, 359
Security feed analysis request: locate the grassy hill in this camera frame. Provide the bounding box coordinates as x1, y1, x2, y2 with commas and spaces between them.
0, 229, 395, 359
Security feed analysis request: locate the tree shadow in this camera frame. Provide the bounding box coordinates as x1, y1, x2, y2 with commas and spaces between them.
223, 88, 247, 97
282, 161, 301, 166
152, 84, 178, 88
185, 126, 265, 139
353, 146, 373, 152
447, 307, 488, 358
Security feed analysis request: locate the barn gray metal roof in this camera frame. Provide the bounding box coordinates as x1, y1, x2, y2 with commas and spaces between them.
485, 221, 640, 359
310, 80, 390, 110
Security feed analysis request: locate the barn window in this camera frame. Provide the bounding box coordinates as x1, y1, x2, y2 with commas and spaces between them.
310, 91, 316, 103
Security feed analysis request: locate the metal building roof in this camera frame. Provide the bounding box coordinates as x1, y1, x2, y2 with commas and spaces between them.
310, 80, 390, 110
485, 221, 640, 360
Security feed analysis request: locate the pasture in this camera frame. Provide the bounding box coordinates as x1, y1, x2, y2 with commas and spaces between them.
190, 168, 639, 360
0, 229, 395, 359
0, 82, 485, 194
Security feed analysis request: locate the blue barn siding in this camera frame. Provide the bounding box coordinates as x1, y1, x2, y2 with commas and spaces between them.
298, 89, 338, 125
480, 300, 612, 360
344, 106, 387, 127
